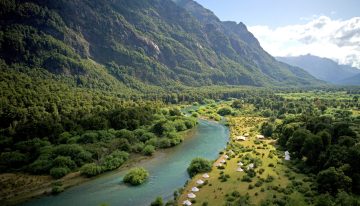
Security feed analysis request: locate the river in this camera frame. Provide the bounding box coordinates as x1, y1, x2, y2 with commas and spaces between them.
22, 119, 229, 206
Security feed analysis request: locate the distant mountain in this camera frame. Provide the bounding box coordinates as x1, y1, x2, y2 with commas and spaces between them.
0, 0, 322, 92
338, 73, 360, 86
277, 55, 360, 85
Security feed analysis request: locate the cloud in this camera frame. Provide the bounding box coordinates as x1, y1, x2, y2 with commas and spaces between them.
248, 16, 360, 68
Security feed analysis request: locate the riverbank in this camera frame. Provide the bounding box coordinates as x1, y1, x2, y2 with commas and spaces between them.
0, 154, 152, 206
1, 127, 197, 206
16, 119, 228, 206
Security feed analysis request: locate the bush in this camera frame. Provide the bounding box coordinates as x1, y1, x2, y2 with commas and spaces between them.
50, 167, 70, 179
52, 185, 64, 194
80, 163, 103, 177
217, 107, 232, 116
123, 167, 149, 186
28, 159, 52, 174
241, 175, 252, 182
53, 156, 76, 169
187, 158, 212, 177
0, 151, 28, 168
158, 138, 171, 148
143, 145, 155, 156
150, 196, 163, 206
102, 156, 125, 171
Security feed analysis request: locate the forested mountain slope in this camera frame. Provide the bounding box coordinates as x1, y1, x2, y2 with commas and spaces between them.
1, 0, 322, 90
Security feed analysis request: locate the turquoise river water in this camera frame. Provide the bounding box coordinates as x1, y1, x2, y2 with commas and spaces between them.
22, 119, 229, 206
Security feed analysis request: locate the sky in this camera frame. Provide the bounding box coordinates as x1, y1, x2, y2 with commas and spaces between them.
194, 0, 360, 68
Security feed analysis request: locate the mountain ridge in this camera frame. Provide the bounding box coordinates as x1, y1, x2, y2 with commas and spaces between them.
277, 54, 360, 85
0, 0, 323, 91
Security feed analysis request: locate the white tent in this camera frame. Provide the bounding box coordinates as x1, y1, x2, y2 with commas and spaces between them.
187, 193, 196, 198
285, 151, 290, 160
215, 163, 222, 167
224, 155, 229, 159
183, 200, 192, 206
237, 162, 243, 166
191, 187, 199, 192
202, 173, 210, 178
196, 179, 204, 185
235, 136, 246, 141
220, 159, 226, 163
256, 134, 265, 139
247, 163, 254, 170
236, 167, 243, 172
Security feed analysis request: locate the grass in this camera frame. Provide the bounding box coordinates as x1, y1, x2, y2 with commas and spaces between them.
178, 116, 311, 205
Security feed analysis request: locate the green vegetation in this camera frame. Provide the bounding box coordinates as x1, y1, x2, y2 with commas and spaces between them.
150, 196, 164, 206
123, 167, 149, 186
187, 158, 212, 177
0, 0, 359, 204
0, 93, 197, 179
178, 92, 360, 205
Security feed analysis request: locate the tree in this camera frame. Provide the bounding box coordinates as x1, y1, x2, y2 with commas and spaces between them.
231, 100, 243, 109
301, 134, 323, 165
317, 167, 352, 195
187, 158, 212, 177
260, 122, 274, 137
286, 129, 310, 158
217, 107, 232, 116
150, 196, 164, 206
123, 167, 149, 186
317, 130, 331, 148
314, 193, 335, 206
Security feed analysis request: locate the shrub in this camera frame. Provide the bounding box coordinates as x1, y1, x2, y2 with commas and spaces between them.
150, 196, 163, 206
217, 107, 232, 116
241, 175, 252, 182
80, 163, 103, 177
102, 156, 125, 171
53, 156, 76, 169
132, 142, 144, 153
52, 185, 64, 194
28, 159, 52, 174
50, 167, 70, 179
187, 158, 212, 177
123, 167, 149, 186
143, 145, 155, 156
158, 138, 171, 148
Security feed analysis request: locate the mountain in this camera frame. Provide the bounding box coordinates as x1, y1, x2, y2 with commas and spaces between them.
277, 54, 360, 85
0, 0, 322, 92
338, 73, 360, 86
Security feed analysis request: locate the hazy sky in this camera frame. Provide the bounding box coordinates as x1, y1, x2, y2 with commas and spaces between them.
194, 0, 360, 68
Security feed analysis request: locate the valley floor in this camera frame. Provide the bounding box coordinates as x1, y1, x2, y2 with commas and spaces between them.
178, 116, 311, 206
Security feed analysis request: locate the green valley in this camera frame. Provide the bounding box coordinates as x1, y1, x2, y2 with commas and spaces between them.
0, 0, 360, 205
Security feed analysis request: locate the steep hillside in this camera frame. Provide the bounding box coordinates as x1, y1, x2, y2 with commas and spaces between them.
277, 54, 360, 84
0, 0, 321, 90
